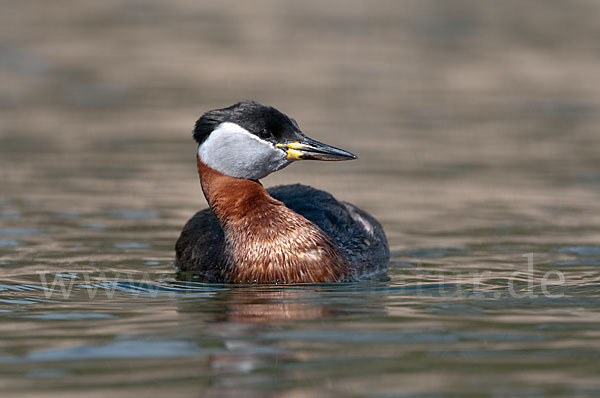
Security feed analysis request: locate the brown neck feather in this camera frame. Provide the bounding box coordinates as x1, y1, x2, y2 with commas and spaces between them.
197, 156, 351, 283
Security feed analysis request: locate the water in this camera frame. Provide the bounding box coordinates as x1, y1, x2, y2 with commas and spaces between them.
1, 1, 600, 396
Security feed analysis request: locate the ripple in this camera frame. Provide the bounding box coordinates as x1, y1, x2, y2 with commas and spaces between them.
21, 312, 116, 320
263, 330, 459, 344
77, 280, 220, 298
390, 261, 419, 268
0, 240, 20, 247
553, 246, 600, 256
0, 210, 20, 219
0, 298, 37, 305
27, 369, 68, 378
82, 224, 108, 231
394, 247, 470, 258
8, 340, 201, 362
113, 243, 150, 249
105, 210, 160, 219
0, 228, 41, 236
264, 330, 547, 344
552, 258, 600, 266
55, 211, 80, 219
2, 338, 285, 363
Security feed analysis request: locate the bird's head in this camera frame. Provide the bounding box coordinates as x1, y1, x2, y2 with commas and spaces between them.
194, 101, 356, 180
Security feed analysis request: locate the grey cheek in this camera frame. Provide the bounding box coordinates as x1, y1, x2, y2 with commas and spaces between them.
244, 146, 289, 180
199, 124, 292, 180
211, 143, 287, 179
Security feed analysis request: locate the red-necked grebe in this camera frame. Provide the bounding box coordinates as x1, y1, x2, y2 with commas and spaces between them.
175, 101, 389, 283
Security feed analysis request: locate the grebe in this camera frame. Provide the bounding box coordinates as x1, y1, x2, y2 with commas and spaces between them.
175, 101, 389, 283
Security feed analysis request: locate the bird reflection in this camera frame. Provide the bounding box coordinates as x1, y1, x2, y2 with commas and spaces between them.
219, 287, 333, 322
174, 286, 335, 393
173, 284, 386, 396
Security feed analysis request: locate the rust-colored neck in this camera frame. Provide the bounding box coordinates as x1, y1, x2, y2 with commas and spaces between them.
197, 156, 278, 223
196, 156, 351, 283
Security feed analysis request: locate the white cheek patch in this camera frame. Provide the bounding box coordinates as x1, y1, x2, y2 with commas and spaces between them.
198, 122, 291, 180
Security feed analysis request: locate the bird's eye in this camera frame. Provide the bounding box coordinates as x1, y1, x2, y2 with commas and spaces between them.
258, 129, 271, 139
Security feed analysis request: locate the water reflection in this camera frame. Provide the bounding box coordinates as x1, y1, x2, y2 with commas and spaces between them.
218, 288, 333, 322
174, 286, 386, 396
2, 0, 600, 395
177, 282, 398, 322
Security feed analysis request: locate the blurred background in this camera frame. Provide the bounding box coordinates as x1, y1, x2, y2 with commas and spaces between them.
2, 0, 599, 238
1, 1, 600, 397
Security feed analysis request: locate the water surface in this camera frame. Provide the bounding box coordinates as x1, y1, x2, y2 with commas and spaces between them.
1, 1, 600, 396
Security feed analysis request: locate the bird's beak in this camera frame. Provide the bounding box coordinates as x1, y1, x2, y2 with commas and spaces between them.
276, 137, 357, 161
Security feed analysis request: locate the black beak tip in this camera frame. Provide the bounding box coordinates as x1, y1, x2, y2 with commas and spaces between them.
336, 148, 357, 160
292, 137, 359, 161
